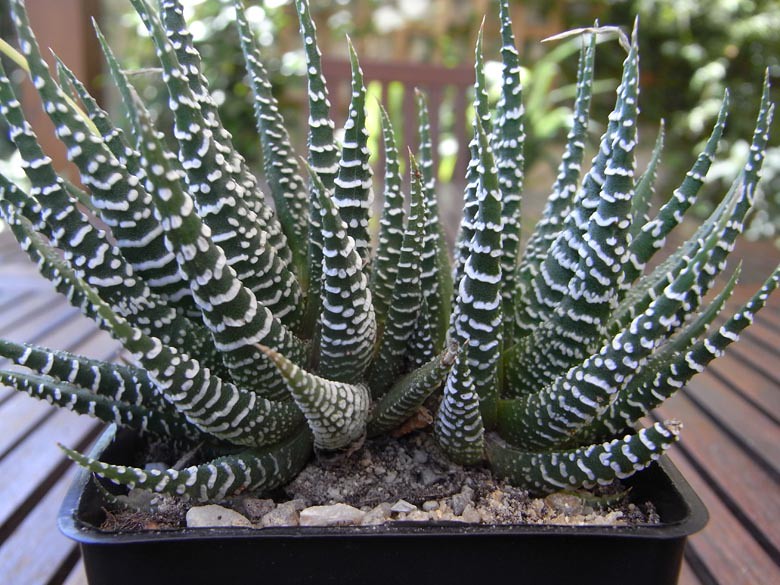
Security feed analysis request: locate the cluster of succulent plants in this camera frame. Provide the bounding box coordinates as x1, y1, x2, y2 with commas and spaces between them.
0, 0, 777, 503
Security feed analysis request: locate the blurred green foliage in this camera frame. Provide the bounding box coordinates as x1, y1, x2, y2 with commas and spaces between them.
103, 0, 303, 161
3, 0, 778, 240
102, 0, 608, 181
562, 0, 779, 241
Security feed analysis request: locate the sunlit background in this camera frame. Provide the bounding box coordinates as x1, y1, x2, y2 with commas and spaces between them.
1, 0, 778, 241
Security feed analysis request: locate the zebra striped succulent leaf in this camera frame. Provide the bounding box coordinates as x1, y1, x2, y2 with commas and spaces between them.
370, 105, 406, 330
366, 158, 427, 397
0, 0, 776, 502
415, 90, 452, 352
495, 0, 525, 335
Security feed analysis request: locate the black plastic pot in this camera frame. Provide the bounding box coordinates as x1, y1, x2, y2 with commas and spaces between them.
60, 426, 708, 585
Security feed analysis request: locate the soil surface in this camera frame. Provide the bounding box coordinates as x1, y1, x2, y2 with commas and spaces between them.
99, 431, 660, 531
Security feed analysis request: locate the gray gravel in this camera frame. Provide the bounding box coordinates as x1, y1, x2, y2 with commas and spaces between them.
102, 431, 660, 531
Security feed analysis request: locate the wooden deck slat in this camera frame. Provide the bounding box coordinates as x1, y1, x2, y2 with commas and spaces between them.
664, 447, 780, 584
0, 289, 25, 307
678, 561, 704, 585
0, 408, 99, 532
0, 274, 116, 584
0, 296, 120, 404
0, 229, 778, 584
659, 394, 780, 556
685, 374, 780, 474
0, 394, 59, 460
0, 291, 63, 342
658, 291, 780, 584
731, 330, 780, 384
63, 562, 88, 585
0, 467, 83, 585
0, 303, 79, 344
0, 323, 119, 460
724, 337, 780, 389
709, 354, 780, 422
15, 314, 114, 358
757, 313, 780, 344
743, 317, 780, 351
0, 268, 70, 291
763, 303, 780, 328
0, 294, 67, 335
0, 232, 116, 583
